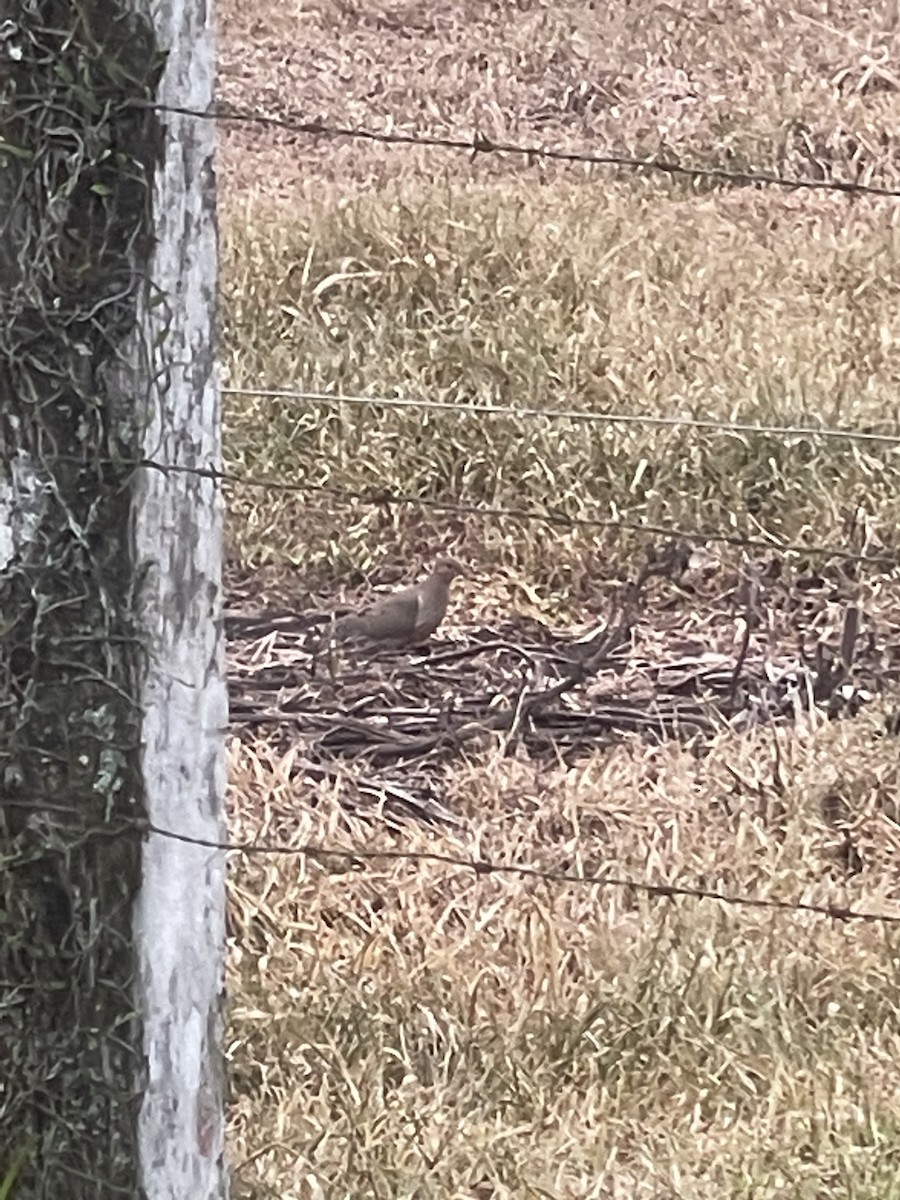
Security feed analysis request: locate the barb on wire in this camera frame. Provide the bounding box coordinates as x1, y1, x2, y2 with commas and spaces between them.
222, 386, 900, 448
144, 819, 900, 925
137, 456, 898, 567
146, 101, 900, 201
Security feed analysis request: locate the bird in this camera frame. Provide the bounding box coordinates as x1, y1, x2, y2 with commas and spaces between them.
329, 556, 467, 649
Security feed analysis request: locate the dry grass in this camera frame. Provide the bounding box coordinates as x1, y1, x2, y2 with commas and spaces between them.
217, 1, 900, 1195
222, 179, 900, 585
217, 0, 900, 198
218, 0, 900, 582
226, 714, 900, 1198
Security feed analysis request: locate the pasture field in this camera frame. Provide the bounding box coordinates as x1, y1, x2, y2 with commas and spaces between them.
218, 4, 900, 1196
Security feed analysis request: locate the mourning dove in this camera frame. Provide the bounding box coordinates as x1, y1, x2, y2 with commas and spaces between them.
331, 556, 467, 648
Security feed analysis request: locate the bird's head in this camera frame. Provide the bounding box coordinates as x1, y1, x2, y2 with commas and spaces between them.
432, 556, 469, 582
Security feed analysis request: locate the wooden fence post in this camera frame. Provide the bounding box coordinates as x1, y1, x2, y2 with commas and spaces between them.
0, 2, 227, 1195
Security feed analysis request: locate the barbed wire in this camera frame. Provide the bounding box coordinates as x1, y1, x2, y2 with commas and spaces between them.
140, 457, 898, 566
149, 102, 900, 201
144, 819, 900, 925
222, 386, 900, 448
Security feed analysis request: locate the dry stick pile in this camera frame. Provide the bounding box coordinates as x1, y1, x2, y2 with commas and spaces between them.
226, 545, 900, 824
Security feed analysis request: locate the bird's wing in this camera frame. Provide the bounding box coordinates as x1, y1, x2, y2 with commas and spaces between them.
357, 587, 423, 641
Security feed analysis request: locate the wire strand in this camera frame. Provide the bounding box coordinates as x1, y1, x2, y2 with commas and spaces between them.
148, 102, 900, 201
139, 458, 898, 566
222, 386, 900, 447
145, 820, 900, 925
